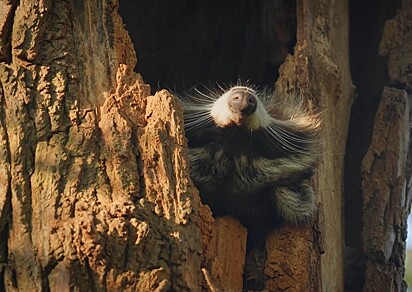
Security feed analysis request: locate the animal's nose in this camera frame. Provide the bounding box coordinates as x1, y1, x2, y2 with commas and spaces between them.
228, 91, 257, 116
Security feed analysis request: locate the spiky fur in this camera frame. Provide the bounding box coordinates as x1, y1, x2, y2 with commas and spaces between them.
181, 84, 320, 236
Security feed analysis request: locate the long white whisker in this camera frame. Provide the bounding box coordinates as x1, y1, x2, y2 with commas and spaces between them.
268, 123, 314, 143
264, 126, 312, 154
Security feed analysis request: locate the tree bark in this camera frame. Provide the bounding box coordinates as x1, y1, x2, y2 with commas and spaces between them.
360, 3, 412, 291
362, 87, 410, 292
0, 1, 202, 291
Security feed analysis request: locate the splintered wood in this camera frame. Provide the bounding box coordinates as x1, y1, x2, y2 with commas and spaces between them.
203, 216, 247, 291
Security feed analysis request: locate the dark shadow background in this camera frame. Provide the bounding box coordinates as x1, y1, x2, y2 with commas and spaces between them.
118, 0, 296, 93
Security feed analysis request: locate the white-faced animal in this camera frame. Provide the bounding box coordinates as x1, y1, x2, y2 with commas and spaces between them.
181, 85, 320, 238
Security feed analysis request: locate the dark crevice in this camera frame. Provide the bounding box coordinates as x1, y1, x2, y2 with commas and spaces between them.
0, 0, 18, 64
40, 258, 57, 292
85, 258, 98, 292
344, 0, 401, 290
0, 223, 9, 292
118, 0, 296, 93
131, 127, 142, 203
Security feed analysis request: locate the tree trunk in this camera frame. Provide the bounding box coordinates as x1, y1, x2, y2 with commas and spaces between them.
0, 1, 202, 291
267, 0, 354, 290
357, 3, 412, 291
345, 1, 412, 291
0, 0, 411, 291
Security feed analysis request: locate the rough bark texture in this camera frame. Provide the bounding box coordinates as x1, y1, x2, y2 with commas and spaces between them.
344, 0, 401, 272
360, 3, 412, 291
362, 87, 410, 292
0, 0, 202, 291
344, 1, 412, 291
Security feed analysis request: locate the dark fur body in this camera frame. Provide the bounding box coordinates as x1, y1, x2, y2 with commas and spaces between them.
182, 86, 319, 237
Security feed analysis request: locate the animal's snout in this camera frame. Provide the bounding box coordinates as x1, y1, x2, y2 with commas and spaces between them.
228, 90, 257, 116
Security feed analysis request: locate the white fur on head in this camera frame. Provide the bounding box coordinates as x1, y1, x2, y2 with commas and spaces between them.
210, 89, 233, 127
210, 86, 273, 130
